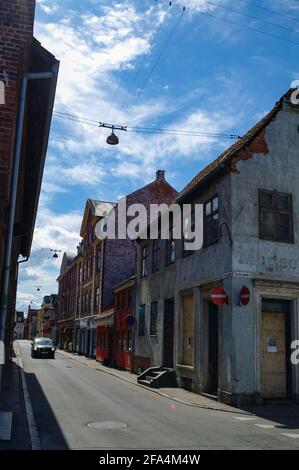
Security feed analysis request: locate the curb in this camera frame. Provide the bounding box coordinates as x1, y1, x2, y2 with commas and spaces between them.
56, 349, 250, 415
14, 342, 41, 450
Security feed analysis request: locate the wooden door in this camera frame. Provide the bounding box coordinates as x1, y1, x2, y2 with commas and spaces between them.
163, 299, 174, 368
261, 312, 286, 398
182, 294, 194, 366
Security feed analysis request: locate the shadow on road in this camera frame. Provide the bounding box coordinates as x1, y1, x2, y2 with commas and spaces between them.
25, 369, 69, 449
240, 403, 299, 430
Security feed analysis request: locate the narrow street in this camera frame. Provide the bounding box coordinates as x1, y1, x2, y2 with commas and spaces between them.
16, 340, 299, 450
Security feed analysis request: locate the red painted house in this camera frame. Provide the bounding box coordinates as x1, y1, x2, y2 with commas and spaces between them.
96, 307, 114, 365
113, 277, 135, 371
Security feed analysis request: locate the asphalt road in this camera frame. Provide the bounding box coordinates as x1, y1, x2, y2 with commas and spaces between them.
17, 340, 299, 450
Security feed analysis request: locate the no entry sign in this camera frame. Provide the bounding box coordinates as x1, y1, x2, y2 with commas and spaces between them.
211, 287, 227, 306
240, 286, 250, 306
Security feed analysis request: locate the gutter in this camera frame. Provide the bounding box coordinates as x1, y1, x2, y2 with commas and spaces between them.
0, 64, 59, 367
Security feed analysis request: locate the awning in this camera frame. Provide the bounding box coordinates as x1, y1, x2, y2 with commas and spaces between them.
94, 310, 114, 327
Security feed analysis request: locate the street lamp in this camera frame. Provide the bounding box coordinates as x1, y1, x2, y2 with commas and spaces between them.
99, 122, 127, 146
50, 249, 62, 259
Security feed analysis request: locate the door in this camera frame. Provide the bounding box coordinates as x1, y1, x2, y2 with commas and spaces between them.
163, 299, 174, 368
181, 294, 194, 366
208, 302, 219, 394
261, 312, 287, 398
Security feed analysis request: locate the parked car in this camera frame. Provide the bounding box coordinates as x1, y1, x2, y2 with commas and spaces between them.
31, 338, 56, 359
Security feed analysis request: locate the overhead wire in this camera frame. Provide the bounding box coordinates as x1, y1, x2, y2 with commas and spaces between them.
198, 9, 299, 46
112, 0, 176, 123
53, 111, 240, 139
125, 6, 186, 126
206, 0, 299, 34
238, 0, 299, 25
105, 0, 159, 122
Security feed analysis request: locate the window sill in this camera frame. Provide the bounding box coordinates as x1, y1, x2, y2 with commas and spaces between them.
176, 363, 194, 371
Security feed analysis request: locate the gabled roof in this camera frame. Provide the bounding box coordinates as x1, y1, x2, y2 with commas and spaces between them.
80, 199, 115, 237
177, 89, 295, 202
59, 251, 77, 276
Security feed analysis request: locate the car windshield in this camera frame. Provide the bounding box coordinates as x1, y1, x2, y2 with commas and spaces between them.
34, 338, 53, 346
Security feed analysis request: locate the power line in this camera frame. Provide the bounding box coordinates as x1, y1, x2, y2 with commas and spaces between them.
113, 1, 175, 123
125, 6, 186, 126
206, 0, 299, 34
199, 10, 299, 46
136, 8, 185, 101
106, 0, 159, 122
52, 111, 240, 139
238, 0, 299, 25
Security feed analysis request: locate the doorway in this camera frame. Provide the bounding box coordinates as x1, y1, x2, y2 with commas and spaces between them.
163, 298, 174, 368
207, 301, 219, 394
261, 299, 292, 399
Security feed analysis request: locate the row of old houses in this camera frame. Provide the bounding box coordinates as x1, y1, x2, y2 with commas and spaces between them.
55, 89, 299, 407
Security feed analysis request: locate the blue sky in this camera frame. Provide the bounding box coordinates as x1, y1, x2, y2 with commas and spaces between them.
16, 0, 299, 310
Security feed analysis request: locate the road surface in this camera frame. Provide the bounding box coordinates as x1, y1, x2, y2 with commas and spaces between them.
17, 340, 299, 450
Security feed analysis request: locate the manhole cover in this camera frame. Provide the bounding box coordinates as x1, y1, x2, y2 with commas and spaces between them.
86, 421, 127, 430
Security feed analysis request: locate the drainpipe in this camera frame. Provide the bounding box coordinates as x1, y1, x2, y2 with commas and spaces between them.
0, 68, 58, 372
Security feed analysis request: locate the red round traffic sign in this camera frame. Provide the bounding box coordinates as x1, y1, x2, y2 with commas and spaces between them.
240, 286, 250, 306
211, 287, 227, 306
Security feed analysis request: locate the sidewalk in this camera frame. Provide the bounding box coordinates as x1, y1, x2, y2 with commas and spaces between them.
56, 349, 249, 415
0, 358, 31, 450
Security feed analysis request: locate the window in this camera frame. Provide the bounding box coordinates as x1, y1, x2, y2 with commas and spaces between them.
95, 287, 100, 307
139, 305, 146, 336
96, 247, 102, 271
204, 195, 219, 246
259, 189, 293, 243
183, 205, 196, 256
141, 245, 149, 277
150, 301, 158, 336
152, 239, 161, 272
165, 227, 175, 265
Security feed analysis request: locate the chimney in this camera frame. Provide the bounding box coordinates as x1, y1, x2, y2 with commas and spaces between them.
156, 169, 165, 181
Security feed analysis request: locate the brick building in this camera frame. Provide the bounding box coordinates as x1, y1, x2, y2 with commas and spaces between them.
0, 0, 59, 370
57, 252, 77, 350
112, 276, 135, 371
57, 171, 177, 360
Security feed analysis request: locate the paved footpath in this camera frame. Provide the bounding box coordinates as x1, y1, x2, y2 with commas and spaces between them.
57, 349, 245, 413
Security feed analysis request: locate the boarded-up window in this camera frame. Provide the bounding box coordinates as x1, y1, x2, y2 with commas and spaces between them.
181, 293, 194, 366
259, 189, 293, 243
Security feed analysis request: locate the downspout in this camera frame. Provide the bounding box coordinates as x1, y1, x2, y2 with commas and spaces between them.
0, 68, 58, 367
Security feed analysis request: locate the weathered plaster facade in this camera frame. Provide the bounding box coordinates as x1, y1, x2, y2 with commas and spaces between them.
134, 91, 299, 405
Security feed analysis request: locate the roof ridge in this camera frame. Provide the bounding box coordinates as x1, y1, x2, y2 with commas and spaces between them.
177, 91, 289, 201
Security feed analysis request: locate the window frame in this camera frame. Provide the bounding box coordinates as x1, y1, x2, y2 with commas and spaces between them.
152, 239, 161, 272
141, 245, 149, 278
165, 226, 175, 266
138, 305, 146, 336
259, 189, 294, 244
150, 301, 158, 336
203, 195, 219, 247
